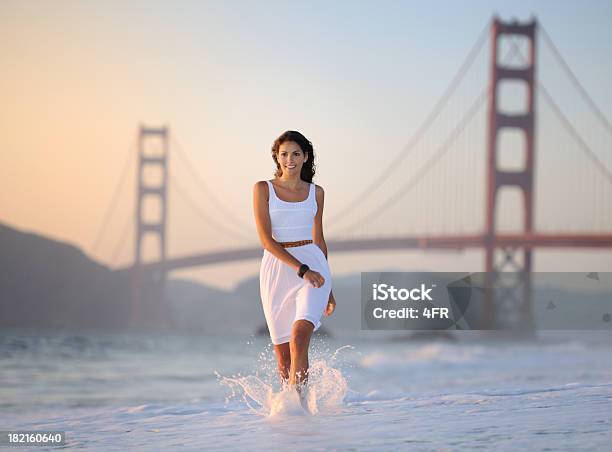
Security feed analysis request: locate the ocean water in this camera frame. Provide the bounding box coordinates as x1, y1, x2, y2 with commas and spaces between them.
1, 328, 611, 451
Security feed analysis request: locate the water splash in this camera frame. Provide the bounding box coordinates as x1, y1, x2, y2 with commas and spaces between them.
216, 340, 354, 417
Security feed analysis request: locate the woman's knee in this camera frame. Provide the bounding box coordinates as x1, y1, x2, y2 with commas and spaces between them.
291, 320, 314, 347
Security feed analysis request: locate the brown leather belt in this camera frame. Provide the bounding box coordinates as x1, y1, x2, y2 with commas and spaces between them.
279, 239, 313, 248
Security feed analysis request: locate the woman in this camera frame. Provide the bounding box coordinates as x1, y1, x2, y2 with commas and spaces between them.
253, 130, 336, 397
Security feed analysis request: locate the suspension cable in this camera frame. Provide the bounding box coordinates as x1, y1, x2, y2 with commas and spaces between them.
90, 133, 137, 255
538, 81, 612, 185
326, 18, 491, 226
540, 22, 612, 137
329, 88, 488, 236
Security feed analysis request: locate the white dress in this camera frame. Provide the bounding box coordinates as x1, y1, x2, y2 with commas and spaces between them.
259, 180, 332, 345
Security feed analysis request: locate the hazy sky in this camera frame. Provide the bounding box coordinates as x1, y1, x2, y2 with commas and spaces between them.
2, 0, 611, 289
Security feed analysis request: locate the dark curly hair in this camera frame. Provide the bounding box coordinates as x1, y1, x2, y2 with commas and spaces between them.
270, 130, 316, 183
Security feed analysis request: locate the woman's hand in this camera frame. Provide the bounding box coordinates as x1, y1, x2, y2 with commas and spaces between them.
324, 291, 336, 317
303, 269, 325, 288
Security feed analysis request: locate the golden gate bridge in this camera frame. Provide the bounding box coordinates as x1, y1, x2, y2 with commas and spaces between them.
90, 17, 612, 330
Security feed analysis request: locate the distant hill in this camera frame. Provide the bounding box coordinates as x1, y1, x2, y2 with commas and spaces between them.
0, 221, 130, 329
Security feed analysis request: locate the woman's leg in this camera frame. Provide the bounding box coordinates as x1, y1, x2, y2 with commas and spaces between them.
288, 319, 314, 391
273, 342, 291, 386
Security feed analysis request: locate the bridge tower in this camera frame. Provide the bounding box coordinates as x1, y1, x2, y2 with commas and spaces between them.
483, 17, 537, 331
130, 125, 170, 329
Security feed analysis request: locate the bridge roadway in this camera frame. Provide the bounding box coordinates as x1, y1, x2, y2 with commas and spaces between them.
114, 233, 612, 273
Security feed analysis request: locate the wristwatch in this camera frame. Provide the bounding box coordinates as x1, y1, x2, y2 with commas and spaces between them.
298, 264, 310, 278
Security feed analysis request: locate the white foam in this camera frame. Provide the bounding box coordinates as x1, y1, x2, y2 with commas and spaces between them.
216, 344, 351, 418
268, 386, 308, 417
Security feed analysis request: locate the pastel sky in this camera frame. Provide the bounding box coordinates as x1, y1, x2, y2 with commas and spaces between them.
2, 0, 611, 289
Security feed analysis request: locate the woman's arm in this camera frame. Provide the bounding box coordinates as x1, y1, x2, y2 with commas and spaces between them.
312, 185, 328, 259
312, 185, 336, 309
253, 181, 305, 272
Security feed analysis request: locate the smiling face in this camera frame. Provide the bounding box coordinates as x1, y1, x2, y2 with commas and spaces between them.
277, 141, 308, 177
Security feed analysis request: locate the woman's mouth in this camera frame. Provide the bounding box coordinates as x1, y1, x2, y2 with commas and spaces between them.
286, 165, 296, 169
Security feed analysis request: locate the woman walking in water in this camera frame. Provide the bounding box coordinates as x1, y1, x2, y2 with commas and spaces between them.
253, 130, 336, 399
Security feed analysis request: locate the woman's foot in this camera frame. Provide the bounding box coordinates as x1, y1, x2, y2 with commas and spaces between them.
269, 383, 308, 416
296, 382, 312, 414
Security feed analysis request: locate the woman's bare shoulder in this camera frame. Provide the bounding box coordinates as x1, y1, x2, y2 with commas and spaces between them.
254, 180, 271, 189
253, 180, 270, 198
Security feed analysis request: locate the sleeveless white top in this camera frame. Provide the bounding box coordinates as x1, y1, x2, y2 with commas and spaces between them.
266, 180, 317, 242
